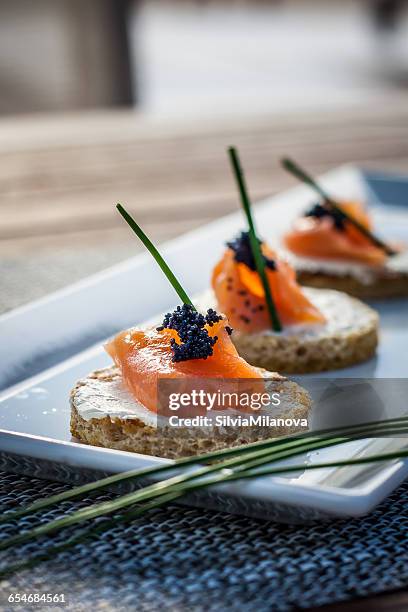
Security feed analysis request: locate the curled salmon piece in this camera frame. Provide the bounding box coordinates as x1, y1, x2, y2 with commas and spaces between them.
284, 201, 387, 266
212, 238, 326, 333
105, 317, 262, 413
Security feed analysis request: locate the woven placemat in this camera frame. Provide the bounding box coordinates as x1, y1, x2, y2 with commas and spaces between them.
0, 470, 407, 612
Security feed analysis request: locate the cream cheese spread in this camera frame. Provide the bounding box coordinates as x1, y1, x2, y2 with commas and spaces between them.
73, 369, 298, 429
281, 248, 408, 286
73, 374, 158, 425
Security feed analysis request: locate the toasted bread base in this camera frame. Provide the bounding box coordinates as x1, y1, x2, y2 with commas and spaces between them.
70, 367, 311, 459
200, 288, 379, 374
296, 270, 408, 300
232, 318, 377, 374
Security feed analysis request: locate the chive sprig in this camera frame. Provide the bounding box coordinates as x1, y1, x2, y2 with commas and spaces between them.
281, 157, 396, 256
117, 203, 195, 307
228, 147, 282, 332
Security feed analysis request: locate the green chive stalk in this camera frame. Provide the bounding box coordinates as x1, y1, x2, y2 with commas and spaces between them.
116, 204, 195, 306
228, 147, 282, 331
280, 157, 396, 256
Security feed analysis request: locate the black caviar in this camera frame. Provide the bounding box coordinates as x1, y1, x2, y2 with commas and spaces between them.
227, 231, 276, 272
304, 202, 347, 231
157, 304, 227, 362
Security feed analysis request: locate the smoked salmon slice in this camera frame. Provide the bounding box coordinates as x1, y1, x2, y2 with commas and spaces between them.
105, 313, 262, 413
212, 234, 325, 333
284, 201, 387, 266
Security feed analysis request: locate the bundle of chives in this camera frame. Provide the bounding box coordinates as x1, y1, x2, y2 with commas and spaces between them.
0, 416, 407, 579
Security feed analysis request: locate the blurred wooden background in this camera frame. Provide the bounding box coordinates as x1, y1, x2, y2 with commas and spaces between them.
1, 101, 408, 313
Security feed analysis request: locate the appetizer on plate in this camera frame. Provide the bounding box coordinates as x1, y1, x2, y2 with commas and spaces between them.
70, 304, 311, 459
202, 230, 378, 374
200, 148, 379, 374
70, 207, 311, 459
281, 158, 408, 299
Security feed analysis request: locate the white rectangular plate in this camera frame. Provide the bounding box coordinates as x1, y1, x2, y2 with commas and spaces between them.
1, 165, 407, 523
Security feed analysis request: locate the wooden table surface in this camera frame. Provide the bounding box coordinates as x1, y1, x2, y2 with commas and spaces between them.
1, 103, 408, 608
2, 101, 408, 313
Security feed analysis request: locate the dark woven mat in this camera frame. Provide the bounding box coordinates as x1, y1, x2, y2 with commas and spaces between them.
0, 470, 407, 612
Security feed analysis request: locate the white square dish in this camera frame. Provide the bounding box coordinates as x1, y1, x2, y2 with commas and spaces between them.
1, 165, 407, 523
